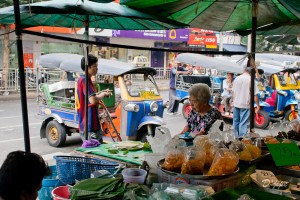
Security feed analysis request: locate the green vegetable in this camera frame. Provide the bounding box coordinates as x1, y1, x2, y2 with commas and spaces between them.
123, 149, 129, 155
143, 142, 151, 150
108, 149, 119, 154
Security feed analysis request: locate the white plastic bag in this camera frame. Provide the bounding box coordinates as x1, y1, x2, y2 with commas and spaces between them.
146, 126, 171, 154
209, 119, 224, 133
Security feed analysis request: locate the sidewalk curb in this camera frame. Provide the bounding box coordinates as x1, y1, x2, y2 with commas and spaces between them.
0, 93, 37, 101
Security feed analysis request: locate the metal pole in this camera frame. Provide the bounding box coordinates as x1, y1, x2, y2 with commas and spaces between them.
250, 0, 258, 131
13, 0, 31, 152
84, 17, 89, 140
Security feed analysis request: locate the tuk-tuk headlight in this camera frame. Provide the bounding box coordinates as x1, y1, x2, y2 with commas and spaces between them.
163, 101, 170, 109
150, 101, 158, 112
295, 91, 300, 101
124, 104, 140, 112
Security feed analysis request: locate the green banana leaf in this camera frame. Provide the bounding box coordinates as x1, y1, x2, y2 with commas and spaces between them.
70, 177, 126, 200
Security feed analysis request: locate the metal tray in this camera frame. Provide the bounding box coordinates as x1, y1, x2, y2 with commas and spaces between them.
157, 159, 239, 180
239, 150, 271, 165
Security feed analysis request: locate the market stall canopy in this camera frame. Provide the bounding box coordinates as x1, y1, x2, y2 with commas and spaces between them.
176, 53, 243, 74
0, 0, 187, 29
39, 53, 156, 76
224, 55, 284, 75
241, 20, 300, 36
120, 0, 300, 32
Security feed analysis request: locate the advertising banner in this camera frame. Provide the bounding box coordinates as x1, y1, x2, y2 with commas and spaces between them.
112, 29, 189, 41
188, 35, 217, 45
188, 28, 217, 48
24, 53, 34, 69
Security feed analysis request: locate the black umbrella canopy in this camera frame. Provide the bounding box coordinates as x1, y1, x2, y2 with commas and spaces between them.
0, 0, 187, 29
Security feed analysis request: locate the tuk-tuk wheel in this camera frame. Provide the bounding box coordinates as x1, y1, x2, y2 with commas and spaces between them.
284, 109, 298, 121
45, 120, 67, 147
182, 101, 192, 119
254, 110, 270, 129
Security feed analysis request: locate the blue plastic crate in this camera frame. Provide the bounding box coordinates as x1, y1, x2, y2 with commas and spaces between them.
54, 156, 119, 184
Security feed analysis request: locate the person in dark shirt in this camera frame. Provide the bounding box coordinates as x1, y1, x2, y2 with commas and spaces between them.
77, 54, 111, 142
0, 151, 50, 200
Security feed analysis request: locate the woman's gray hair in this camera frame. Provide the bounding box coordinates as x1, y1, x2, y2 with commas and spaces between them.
188, 83, 211, 104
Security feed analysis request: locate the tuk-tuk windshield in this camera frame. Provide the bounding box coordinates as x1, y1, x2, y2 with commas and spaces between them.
124, 74, 159, 97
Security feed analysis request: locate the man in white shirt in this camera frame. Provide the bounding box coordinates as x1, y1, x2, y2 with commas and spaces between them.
232, 67, 260, 137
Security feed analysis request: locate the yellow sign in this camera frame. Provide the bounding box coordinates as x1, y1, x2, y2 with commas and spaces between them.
206, 45, 217, 49
140, 91, 156, 99
169, 29, 176, 39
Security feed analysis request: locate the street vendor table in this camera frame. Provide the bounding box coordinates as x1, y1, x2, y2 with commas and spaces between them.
74, 142, 152, 167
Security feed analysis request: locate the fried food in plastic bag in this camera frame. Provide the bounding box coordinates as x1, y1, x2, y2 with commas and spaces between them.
264, 137, 279, 144
194, 136, 218, 167
162, 139, 186, 172
181, 146, 206, 175
230, 140, 261, 161
245, 144, 261, 159
208, 148, 239, 176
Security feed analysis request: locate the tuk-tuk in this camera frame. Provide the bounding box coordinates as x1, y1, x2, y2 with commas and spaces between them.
263, 68, 300, 121
37, 53, 168, 147
175, 53, 271, 129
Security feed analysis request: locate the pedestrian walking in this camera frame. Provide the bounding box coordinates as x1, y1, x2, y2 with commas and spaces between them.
166, 62, 191, 115
232, 66, 260, 137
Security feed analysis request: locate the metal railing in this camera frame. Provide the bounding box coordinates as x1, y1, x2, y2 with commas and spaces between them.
0, 67, 170, 93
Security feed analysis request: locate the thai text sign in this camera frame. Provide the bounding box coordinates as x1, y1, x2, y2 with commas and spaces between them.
188, 35, 217, 46
112, 29, 189, 41
267, 143, 300, 166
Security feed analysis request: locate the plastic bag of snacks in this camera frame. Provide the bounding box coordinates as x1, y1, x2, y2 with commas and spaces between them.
162, 139, 186, 172
242, 138, 262, 159
264, 137, 279, 144
181, 146, 206, 175
230, 140, 252, 161
230, 140, 261, 161
194, 136, 219, 168
208, 148, 239, 176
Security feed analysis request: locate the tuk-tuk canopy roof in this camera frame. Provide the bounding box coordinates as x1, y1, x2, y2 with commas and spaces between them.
227, 55, 284, 75
38, 53, 156, 76
176, 53, 243, 74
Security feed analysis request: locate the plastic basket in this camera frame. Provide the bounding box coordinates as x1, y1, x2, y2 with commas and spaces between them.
54, 156, 119, 184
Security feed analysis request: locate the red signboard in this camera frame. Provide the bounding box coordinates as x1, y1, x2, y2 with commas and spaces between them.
188, 35, 217, 45
190, 28, 215, 35
24, 53, 33, 69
